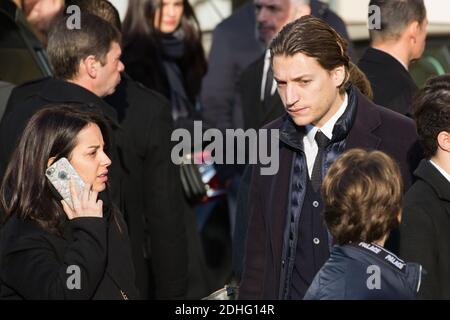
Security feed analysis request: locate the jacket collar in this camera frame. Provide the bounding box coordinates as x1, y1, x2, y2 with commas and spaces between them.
279, 83, 358, 151
38, 77, 120, 128
340, 242, 407, 271
336, 242, 422, 293
363, 47, 411, 77
344, 88, 382, 150
414, 159, 450, 202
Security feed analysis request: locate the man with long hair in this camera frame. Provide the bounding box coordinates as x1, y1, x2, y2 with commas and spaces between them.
239, 16, 422, 299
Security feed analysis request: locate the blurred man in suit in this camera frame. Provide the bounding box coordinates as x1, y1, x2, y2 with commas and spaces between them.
358, 0, 427, 116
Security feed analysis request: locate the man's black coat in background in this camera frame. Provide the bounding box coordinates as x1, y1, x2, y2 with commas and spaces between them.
106, 75, 211, 299
400, 160, 450, 300
358, 47, 418, 116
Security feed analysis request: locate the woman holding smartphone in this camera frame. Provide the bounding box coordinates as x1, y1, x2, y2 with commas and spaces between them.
0, 104, 139, 299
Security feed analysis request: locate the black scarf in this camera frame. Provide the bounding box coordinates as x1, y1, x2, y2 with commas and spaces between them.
160, 30, 191, 121
279, 83, 358, 151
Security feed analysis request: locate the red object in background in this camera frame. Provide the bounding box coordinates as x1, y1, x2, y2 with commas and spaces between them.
195, 150, 227, 203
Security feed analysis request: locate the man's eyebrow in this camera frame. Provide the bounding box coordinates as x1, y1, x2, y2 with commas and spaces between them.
292, 74, 313, 81
274, 74, 313, 82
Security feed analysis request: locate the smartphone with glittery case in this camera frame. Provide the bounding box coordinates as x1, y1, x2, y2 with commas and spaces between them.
45, 157, 85, 210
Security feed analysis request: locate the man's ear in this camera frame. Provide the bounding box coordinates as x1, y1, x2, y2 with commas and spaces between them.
437, 131, 450, 152
331, 65, 346, 88
47, 156, 56, 168
408, 20, 420, 44
81, 55, 98, 78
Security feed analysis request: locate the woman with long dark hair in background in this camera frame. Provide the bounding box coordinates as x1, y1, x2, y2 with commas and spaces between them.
0, 105, 139, 299
122, 0, 207, 130
122, 0, 219, 299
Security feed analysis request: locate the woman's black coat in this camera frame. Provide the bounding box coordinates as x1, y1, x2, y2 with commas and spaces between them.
0, 209, 139, 299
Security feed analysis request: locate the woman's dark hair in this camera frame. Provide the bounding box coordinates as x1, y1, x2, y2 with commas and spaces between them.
0, 104, 111, 233
121, 0, 207, 103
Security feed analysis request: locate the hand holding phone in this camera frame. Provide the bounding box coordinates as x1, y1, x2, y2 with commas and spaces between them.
61, 181, 103, 219
46, 157, 85, 209
45, 157, 102, 219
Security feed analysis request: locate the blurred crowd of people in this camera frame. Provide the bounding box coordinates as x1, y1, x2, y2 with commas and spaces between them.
0, 0, 448, 300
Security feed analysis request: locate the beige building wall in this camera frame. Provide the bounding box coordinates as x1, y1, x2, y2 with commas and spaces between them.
109, 0, 450, 51
332, 0, 450, 24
